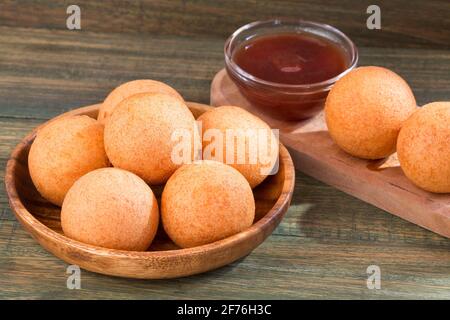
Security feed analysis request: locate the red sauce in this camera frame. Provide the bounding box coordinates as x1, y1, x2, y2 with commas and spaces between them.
227, 32, 352, 120
233, 33, 347, 85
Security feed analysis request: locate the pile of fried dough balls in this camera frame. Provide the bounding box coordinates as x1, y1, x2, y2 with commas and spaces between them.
28, 80, 279, 251
325, 66, 450, 193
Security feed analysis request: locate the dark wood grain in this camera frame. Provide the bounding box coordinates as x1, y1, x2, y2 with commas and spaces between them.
0, 0, 450, 299
0, 0, 449, 49
0, 26, 449, 121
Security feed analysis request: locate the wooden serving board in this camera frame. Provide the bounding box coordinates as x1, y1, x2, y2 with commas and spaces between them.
211, 68, 450, 238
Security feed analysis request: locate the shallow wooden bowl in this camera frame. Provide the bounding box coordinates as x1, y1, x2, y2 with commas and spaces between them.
5, 102, 295, 279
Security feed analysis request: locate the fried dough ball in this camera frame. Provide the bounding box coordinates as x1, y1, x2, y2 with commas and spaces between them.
161, 160, 255, 248
198, 106, 279, 188
61, 168, 159, 251
104, 92, 201, 184
28, 115, 109, 206
397, 102, 450, 193
98, 79, 183, 123
325, 66, 417, 159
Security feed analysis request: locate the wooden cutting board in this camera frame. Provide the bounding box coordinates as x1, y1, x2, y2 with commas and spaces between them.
211, 68, 450, 238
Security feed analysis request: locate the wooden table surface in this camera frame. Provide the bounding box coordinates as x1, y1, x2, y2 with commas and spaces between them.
0, 0, 449, 299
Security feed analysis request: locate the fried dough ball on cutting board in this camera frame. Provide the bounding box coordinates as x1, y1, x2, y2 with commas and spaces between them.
397, 102, 450, 193
325, 66, 417, 159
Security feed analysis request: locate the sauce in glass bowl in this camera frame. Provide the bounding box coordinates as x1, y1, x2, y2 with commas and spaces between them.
225, 20, 358, 121
233, 33, 347, 85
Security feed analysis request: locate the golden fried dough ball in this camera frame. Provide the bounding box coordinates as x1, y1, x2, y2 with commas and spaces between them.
325, 66, 417, 159
397, 102, 450, 193
104, 92, 201, 184
198, 106, 279, 188
61, 168, 159, 251
161, 160, 255, 248
98, 79, 183, 123
28, 115, 109, 206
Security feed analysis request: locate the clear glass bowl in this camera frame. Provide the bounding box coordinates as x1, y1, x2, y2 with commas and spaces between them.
224, 19, 358, 121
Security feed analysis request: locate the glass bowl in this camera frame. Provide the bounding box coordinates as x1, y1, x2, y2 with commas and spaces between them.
224, 19, 358, 121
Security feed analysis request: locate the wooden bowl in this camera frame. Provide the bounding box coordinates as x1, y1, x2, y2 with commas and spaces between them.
5, 102, 295, 279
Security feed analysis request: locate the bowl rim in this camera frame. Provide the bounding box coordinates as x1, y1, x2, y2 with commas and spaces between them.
224, 18, 359, 91
5, 103, 295, 264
